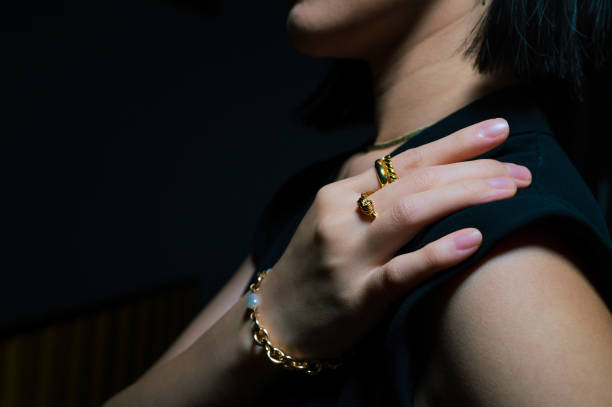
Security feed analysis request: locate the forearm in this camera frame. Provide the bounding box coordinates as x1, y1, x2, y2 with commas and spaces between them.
104, 292, 284, 406
151, 255, 256, 369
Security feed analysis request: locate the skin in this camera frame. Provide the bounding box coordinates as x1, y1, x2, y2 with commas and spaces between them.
105, 0, 612, 405
285, 0, 517, 145
105, 120, 533, 405
282, 0, 612, 405
412, 227, 612, 406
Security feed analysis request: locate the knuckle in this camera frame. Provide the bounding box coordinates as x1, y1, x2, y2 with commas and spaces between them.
315, 184, 334, 203
472, 159, 504, 175
413, 167, 437, 190
313, 214, 337, 242
462, 124, 480, 145
420, 244, 441, 270
459, 178, 488, 195
391, 195, 417, 225
402, 147, 425, 169
490, 159, 511, 176
380, 260, 404, 290
484, 158, 504, 172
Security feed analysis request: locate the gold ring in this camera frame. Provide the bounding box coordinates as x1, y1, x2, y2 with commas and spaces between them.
374, 154, 398, 188
357, 191, 377, 220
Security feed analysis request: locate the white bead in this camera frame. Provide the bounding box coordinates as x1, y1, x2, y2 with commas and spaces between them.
246, 293, 259, 309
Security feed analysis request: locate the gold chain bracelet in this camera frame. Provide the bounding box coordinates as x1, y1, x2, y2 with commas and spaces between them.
246, 268, 345, 376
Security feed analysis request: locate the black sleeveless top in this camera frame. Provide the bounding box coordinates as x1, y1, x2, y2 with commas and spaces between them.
243, 85, 612, 406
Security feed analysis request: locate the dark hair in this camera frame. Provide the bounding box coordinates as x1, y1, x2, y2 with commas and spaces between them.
468, 0, 612, 96
296, 0, 612, 131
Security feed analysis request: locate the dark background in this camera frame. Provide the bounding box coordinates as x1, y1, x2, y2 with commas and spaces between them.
1, 0, 370, 332
0, 1, 610, 405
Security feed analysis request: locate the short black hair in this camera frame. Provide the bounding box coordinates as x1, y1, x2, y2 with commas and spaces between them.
468, 0, 612, 96
297, 0, 612, 131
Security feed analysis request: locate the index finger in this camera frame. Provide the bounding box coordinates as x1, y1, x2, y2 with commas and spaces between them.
347, 118, 510, 193
394, 118, 509, 168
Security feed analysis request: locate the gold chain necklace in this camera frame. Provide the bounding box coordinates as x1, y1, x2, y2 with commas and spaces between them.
365, 125, 430, 152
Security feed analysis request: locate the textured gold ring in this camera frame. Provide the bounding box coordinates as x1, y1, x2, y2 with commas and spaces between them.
375, 154, 399, 188
357, 191, 378, 220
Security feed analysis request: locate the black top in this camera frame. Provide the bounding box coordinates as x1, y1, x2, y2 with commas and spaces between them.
243, 85, 612, 406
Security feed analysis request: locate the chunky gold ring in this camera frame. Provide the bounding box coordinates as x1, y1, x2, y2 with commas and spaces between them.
357, 191, 377, 220
374, 154, 399, 188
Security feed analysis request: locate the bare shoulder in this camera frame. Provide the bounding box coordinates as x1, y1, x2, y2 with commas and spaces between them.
414, 224, 612, 407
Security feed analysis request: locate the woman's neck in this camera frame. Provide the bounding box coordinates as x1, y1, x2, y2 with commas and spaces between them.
366, 5, 516, 145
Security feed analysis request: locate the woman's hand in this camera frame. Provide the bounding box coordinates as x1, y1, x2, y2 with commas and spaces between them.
255, 118, 531, 360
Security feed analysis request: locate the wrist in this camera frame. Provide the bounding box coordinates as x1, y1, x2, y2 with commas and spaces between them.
244, 268, 346, 376
237, 292, 286, 380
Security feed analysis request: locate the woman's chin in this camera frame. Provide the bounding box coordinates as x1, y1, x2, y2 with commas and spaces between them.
286, 18, 360, 58
285, 8, 330, 57
284, 2, 396, 59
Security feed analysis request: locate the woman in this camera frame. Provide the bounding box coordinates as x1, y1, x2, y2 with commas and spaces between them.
106, 0, 612, 405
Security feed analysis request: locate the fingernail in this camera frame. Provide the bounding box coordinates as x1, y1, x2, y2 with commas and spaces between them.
486, 177, 514, 189
504, 163, 531, 181
480, 119, 509, 139
454, 229, 482, 251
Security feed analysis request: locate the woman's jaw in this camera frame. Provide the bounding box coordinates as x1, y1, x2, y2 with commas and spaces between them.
283, 0, 516, 145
